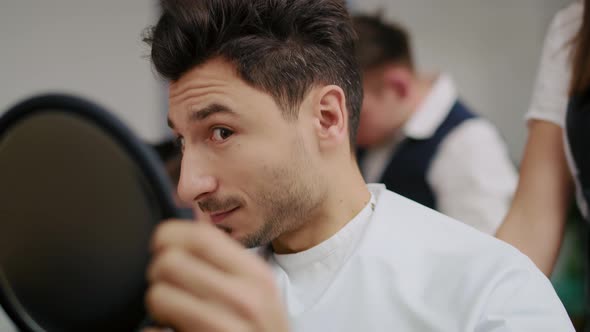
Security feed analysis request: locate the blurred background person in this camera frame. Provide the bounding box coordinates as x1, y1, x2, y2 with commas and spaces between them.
353, 15, 517, 234
497, 0, 588, 278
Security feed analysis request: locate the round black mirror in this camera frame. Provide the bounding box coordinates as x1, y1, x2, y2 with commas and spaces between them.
0, 94, 179, 331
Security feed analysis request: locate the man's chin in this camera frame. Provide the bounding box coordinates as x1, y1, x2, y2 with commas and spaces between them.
215, 223, 232, 234
213, 223, 270, 248
215, 226, 250, 247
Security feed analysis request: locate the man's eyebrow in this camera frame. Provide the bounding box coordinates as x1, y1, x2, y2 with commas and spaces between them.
189, 103, 236, 122
166, 103, 236, 130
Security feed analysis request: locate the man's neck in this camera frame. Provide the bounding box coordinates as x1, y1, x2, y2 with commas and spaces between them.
271, 159, 371, 254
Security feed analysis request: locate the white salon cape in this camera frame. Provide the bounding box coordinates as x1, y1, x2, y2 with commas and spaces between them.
262, 184, 574, 332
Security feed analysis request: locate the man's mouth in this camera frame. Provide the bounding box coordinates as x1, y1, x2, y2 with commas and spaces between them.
209, 206, 240, 224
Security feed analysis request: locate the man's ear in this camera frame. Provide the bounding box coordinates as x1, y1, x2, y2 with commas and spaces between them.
312, 85, 349, 150
383, 66, 412, 99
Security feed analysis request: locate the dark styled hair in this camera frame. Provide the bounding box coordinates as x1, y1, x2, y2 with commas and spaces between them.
352, 14, 413, 71
144, 0, 362, 147
570, 0, 590, 95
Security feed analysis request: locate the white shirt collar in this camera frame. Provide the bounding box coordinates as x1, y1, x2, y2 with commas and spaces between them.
262, 186, 382, 316
403, 73, 458, 139
271, 190, 377, 273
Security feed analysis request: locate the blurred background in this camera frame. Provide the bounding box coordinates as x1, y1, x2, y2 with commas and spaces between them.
1, 0, 167, 142
349, 0, 571, 161
0, 0, 571, 160
0, 0, 584, 330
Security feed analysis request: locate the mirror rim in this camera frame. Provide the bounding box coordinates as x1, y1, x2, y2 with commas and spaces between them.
0, 93, 179, 332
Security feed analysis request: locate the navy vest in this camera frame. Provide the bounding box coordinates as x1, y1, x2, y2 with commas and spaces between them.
359, 101, 476, 210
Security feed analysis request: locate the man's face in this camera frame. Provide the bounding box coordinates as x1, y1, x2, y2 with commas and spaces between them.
167, 58, 325, 248
356, 69, 404, 148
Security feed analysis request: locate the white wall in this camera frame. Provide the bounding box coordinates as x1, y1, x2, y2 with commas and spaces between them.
350, 0, 572, 161
0, 0, 167, 142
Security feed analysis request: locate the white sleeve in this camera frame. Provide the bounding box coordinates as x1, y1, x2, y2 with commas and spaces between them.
428, 119, 518, 235
475, 258, 574, 331
525, 2, 582, 127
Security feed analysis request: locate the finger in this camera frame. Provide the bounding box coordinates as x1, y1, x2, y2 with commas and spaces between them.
152, 220, 270, 278
146, 283, 249, 332
148, 247, 285, 325
148, 248, 237, 304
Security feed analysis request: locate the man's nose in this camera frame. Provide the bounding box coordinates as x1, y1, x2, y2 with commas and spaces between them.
176, 152, 218, 205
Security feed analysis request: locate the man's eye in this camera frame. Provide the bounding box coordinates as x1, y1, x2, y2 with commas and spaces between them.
211, 128, 234, 142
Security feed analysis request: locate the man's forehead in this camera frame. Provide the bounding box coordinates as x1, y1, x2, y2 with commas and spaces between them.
170, 58, 238, 89
168, 71, 245, 111
166, 69, 245, 129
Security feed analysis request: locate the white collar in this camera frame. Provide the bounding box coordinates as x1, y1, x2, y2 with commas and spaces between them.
403, 73, 458, 139
271, 190, 377, 272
